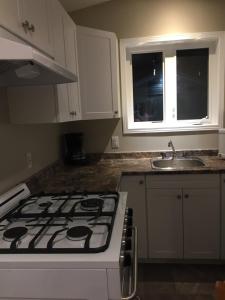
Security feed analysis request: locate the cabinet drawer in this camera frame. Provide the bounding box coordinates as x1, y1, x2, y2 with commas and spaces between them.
146, 174, 220, 189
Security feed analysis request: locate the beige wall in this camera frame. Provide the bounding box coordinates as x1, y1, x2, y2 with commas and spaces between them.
68, 0, 225, 153
0, 88, 61, 194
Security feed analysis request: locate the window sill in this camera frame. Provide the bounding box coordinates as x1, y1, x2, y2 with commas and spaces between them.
124, 124, 220, 134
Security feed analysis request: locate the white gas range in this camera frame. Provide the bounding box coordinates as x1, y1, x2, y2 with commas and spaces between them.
0, 184, 138, 300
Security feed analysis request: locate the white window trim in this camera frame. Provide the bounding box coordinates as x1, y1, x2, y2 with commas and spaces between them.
120, 31, 225, 134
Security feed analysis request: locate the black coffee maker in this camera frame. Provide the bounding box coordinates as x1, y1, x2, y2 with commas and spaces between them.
62, 133, 87, 165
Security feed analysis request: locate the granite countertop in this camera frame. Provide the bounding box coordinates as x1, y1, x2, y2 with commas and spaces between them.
32, 155, 225, 194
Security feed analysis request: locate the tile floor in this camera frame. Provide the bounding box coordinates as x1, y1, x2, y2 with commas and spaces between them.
137, 263, 225, 300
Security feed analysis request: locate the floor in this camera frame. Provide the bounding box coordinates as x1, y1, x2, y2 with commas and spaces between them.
137, 263, 225, 300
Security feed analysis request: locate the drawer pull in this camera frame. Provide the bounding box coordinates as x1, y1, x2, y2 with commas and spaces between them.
139, 180, 144, 185
177, 195, 181, 199
184, 194, 189, 199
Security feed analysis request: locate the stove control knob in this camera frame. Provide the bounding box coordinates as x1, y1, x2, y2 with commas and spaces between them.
120, 250, 125, 261
126, 208, 133, 217
125, 227, 132, 238
123, 253, 132, 267
121, 238, 132, 251
125, 217, 133, 227
125, 238, 132, 251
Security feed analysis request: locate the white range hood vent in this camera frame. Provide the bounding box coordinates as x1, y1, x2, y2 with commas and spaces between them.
0, 31, 77, 87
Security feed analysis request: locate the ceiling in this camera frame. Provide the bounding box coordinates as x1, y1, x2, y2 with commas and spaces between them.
59, 0, 111, 12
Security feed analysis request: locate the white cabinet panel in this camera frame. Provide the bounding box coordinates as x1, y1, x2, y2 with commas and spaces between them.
77, 25, 120, 120
48, 0, 65, 66
183, 188, 220, 259
19, 0, 53, 55
147, 189, 183, 259
0, 0, 23, 37
120, 175, 148, 259
0, 0, 53, 56
63, 11, 81, 121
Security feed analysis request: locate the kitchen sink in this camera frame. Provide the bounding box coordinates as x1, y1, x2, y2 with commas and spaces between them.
151, 157, 206, 170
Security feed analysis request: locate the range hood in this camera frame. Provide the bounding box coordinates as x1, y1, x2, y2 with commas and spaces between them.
0, 31, 77, 87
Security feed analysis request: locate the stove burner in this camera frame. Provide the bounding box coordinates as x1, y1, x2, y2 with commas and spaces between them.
3, 226, 28, 242
67, 226, 92, 241
80, 198, 103, 211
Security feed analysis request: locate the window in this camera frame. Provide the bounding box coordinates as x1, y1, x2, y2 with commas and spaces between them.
132, 52, 163, 122
176, 48, 208, 121
120, 32, 225, 133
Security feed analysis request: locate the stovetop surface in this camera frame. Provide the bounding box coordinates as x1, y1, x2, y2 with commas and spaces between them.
0, 192, 119, 254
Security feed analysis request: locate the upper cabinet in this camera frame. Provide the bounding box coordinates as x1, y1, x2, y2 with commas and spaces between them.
4, 1, 121, 123
77, 26, 120, 120
7, 1, 81, 124
0, 0, 53, 56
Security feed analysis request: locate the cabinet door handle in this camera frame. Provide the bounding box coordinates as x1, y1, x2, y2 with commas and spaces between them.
22, 20, 29, 32
70, 111, 76, 116
28, 24, 35, 32
177, 195, 181, 199
184, 194, 189, 199
139, 180, 144, 185
114, 111, 118, 118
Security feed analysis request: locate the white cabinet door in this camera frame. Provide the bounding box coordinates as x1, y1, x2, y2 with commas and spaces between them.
62, 11, 81, 121
147, 189, 183, 259
0, 0, 53, 56
48, 0, 65, 67
183, 188, 220, 259
19, 0, 53, 55
120, 175, 148, 259
0, 0, 23, 37
77, 26, 120, 120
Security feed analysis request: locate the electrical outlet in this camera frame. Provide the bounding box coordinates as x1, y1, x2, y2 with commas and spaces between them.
26, 152, 32, 169
111, 136, 119, 149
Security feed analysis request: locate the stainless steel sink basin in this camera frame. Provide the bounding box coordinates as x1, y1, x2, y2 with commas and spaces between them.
151, 157, 205, 170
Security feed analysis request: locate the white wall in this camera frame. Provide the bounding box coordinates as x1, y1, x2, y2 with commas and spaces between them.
0, 88, 61, 194
67, 0, 224, 153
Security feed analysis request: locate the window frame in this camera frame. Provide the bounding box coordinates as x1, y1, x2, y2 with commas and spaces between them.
120, 31, 225, 134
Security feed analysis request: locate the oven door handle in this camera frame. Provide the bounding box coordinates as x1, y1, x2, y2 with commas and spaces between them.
122, 226, 138, 300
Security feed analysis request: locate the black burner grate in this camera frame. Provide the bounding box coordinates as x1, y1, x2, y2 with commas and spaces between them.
0, 192, 119, 254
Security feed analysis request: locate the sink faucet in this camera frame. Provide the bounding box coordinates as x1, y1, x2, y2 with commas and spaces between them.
168, 140, 176, 159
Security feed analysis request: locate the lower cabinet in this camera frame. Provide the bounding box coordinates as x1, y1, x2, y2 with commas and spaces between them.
147, 189, 183, 259
120, 174, 221, 259
147, 174, 220, 260
121, 173, 221, 261
120, 175, 148, 259
183, 188, 220, 259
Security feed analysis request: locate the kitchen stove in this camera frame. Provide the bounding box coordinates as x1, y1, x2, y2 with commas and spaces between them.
0, 192, 118, 253
0, 184, 138, 300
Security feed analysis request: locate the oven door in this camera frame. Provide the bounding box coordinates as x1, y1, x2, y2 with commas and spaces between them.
120, 226, 139, 300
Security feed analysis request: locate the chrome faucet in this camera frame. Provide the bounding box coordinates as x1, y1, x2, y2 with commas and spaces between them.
168, 140, 176, 159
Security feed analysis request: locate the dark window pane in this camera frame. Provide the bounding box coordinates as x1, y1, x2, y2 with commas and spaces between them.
177, 48, 208, 120
132, 52, 163, 122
